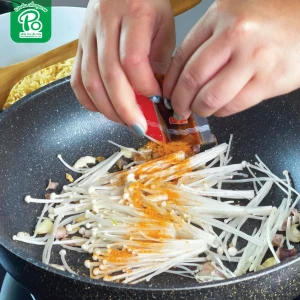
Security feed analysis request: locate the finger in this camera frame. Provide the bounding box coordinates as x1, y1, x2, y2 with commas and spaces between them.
70, 45, 98, 112
81, 35, 124, 124
191, 56, 253, 117
120, 12, 162, 98
213, 78, 266, 117
163, 14, 214, 99
149, 9, 175, 75
170, 35, 232, 119
97, 19, 148, 135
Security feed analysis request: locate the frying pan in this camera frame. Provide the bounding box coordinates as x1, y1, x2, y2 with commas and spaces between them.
1, 77, 300, 300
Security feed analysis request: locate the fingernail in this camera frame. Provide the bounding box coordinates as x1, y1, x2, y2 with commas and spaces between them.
148, 96, 162, 103
164, 98, 172, 110
173, 112, 184, 121
130, 124, 145, 137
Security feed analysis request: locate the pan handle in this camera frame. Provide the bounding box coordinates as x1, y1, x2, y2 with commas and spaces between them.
171, 0, 202, 15
0, 0, 202, 110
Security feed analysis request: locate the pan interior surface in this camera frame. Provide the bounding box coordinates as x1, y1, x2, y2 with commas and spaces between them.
0, 77, 300, 289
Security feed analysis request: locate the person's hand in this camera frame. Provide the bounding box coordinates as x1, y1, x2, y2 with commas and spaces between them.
71, 0, 175, 136
163, 0, 300, 119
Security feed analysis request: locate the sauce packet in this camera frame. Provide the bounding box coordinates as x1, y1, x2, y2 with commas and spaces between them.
135, 75, 216, 146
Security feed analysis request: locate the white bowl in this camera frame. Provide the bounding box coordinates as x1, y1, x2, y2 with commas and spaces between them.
0, 2, 215, 67
0, 6, 86, 67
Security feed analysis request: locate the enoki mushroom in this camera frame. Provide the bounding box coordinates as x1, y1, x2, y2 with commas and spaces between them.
13, 136, 300, 283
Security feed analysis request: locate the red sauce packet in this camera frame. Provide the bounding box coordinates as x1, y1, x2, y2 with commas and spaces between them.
135, 75, 216, 145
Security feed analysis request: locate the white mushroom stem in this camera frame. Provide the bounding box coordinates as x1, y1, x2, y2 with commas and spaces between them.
59, 250, 77, 274
14, 139, 300, 284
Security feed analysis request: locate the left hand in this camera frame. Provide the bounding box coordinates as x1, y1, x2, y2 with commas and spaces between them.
163, 0, 300, 119
70, 0, 175, 135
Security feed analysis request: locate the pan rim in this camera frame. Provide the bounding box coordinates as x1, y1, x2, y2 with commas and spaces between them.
0, 77, 299, 291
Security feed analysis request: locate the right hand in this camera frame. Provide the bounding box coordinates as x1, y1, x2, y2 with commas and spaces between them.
163, 0, 300, 120
71, 0, 175, 136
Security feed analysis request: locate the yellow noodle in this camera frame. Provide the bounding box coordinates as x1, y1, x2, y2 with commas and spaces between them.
4, 57, 75, 109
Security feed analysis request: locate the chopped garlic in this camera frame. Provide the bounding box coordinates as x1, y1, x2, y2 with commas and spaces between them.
123, 150, 134, 159
73, 156, 96, 169
288, 224, 300, 242
261, 257, 276, 269
46, 180, 58, 190
97, 156, 105, 163
36, 218, 54, 234
66, 173, 74, 183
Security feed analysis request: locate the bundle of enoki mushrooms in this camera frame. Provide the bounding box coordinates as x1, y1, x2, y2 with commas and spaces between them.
13, 136, 300, 283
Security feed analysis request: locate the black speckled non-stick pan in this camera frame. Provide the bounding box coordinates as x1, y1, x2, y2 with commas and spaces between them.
1, 77, 300, 300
